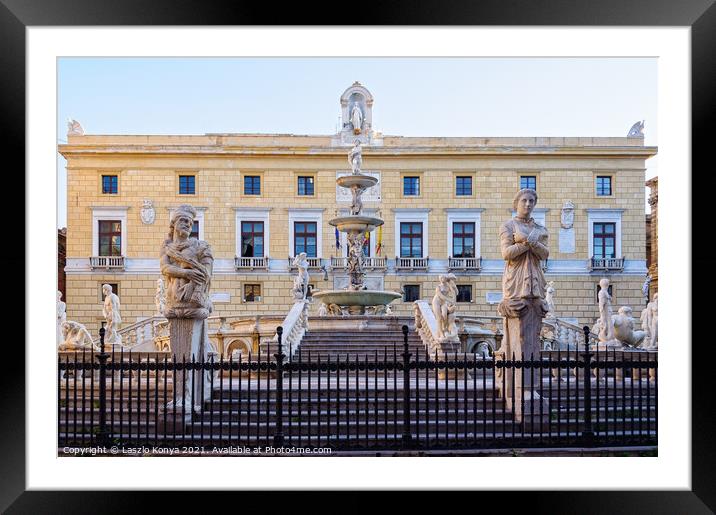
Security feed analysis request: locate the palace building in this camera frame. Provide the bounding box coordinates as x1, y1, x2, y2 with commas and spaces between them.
58, 82, 657, 334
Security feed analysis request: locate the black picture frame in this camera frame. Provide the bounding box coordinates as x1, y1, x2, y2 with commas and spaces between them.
3, 0, 712, 511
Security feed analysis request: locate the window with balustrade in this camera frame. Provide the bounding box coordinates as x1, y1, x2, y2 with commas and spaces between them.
452, 222, 475, 258
98, 220, 122, 256
400, 223, 423, 258
593, 222, 616, 259
241, 221, 264, 257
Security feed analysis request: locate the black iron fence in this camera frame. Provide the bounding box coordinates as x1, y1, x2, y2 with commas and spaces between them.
58, 326, 657, 453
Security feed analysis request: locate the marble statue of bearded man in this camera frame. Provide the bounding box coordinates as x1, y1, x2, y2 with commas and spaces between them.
160, 205, 214, 320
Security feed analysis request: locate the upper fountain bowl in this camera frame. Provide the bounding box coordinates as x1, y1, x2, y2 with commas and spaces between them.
336, 174, 378, 190
329, 215, 384, 233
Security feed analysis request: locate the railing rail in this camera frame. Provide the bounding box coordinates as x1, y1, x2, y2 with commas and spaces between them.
330, 256, 387, 270
58, 332, 658, 452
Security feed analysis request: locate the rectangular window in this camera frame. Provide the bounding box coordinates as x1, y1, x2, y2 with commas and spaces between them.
455, 176, 472, 196
297, 176, 315, 196
98, 220, 122, 256
100, 283, 119, 301
179, 175, 195, 195
244, 175, 261, 195
190, 220, 199, 240
294, 221, 317, 257
596, 176, 612, 196
243, 284, 262, 302
456, 285, 473, 303
593, 222, 616, 259
101, 175, 118, 194
241, 221, 264, 257
403, 284, 420, 302
520, 176, 537, 190
403, 176, 420, 196
452, 222, 475, 258
400, 222, 423, 258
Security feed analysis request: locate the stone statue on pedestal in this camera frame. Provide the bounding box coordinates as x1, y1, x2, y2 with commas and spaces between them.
545, 281, 556, 319
432, 274, 459, 342
292, 252, 310, 300
155, 277, 166, 315
57, 291, 66, 346
59, 320, 97, 351
643, 293, 658, 348
160, 204, 215, 411
102, 284, 122, 345
497, 188, 550, 421
348, 140, 362, 175
612, 306, 647, 348
597, 278, 619, 346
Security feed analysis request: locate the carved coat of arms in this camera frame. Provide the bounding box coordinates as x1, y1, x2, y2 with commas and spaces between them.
140, 200, 156, 225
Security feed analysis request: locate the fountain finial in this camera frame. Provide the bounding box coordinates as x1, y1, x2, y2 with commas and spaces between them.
348, 140, 362, 175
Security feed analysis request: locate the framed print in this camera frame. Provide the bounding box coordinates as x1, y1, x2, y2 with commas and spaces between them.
5, 0, 714, 511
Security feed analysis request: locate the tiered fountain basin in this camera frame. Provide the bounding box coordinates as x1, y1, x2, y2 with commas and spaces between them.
336, 174, 378, 190
312, 290, 402, 315
329, 215, 383, 233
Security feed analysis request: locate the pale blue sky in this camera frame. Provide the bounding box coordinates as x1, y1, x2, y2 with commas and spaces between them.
57, 57, 658, 227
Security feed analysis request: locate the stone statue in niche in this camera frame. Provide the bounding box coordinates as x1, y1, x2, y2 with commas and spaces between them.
432, 273, 459, 342
560, 201, 575, 229
351, 103, 363, 134
102, 283, 123, 345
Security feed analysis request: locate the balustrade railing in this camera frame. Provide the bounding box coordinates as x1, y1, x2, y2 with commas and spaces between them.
589, 257, 624, 272
448, 256, 482, 271
89, 256, 125, 270
330, 256, 387, 270
396, 256, 429, 270
234, 256, 269, 270
288, 256, 322, 269
268, 300, 309, 357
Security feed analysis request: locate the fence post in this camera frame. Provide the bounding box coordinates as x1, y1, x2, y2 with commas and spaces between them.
580, 326, 594, 446
273, 326, 285, 448
401, 325, 412, 449
96, 327, 111, 447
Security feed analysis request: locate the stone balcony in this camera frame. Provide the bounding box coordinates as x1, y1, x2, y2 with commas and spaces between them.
448, 256, 482, 272
589, 257, 625, 272
288, 256, 322, 269
330, 256, 388, 270
89, 256, 125, 270
234, 256, 270, 270
395, 256, 430, 271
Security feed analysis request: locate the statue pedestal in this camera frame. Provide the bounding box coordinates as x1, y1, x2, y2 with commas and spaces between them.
166, 317, 214, 416
499, 298, 549, 427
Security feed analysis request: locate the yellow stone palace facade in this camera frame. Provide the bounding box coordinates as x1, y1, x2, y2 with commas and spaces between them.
59, 84, 657, 334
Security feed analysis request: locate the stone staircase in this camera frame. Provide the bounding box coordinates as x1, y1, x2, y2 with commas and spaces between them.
292, 328, 426, 361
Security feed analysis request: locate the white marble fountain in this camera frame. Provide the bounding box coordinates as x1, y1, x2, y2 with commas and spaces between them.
312, 141, 402, 315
